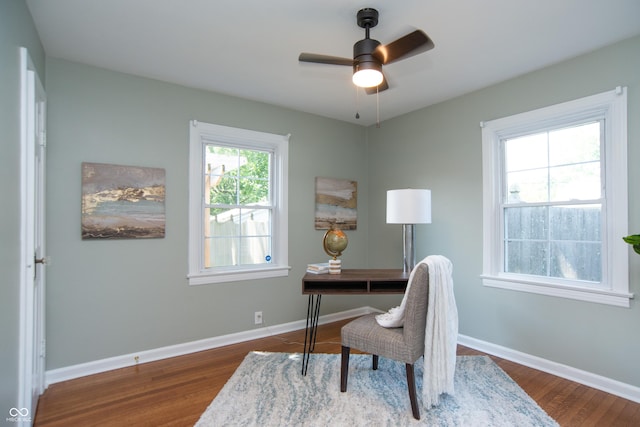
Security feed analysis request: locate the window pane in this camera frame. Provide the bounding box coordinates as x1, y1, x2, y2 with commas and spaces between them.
205, 205, 272, 268
206, 237, 237, 268
240, 237, 270, 265
238, 149, 270, 205
235, 207, 273, 265
205, 234, 272, 268
207, 208, 240, 236
549, 162, 601, 202
205, 145, 244, 206
550, 205, 601, 242
506, 168, 548, 203
204, 163, 226, 189
239, 177, 269, 204
239, 149, 269, 178
505, 241, 548, 276
550, 241, 601, 282
548, 122, 600, 166
206, 145, 241, 166
241, 208, 271, 237
505, 206, 548, 240
209, 175, 238, 205
504, 132, 548, 172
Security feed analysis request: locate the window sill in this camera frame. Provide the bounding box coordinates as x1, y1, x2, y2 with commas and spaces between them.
481, 274, 633, 307
188, 265, 291, 286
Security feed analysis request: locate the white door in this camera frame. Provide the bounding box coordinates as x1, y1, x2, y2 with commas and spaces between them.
19, 47, 47, 425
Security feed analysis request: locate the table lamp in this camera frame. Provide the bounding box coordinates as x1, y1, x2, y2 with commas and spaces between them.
386, 189, 432, 273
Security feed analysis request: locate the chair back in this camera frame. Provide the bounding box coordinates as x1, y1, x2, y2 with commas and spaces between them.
402, 263, 430, 361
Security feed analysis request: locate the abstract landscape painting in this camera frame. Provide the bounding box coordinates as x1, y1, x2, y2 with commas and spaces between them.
81, 162, 166, 239
315, 177, 357, 230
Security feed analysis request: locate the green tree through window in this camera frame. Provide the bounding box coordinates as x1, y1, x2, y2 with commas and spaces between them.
208, 146, 270, 215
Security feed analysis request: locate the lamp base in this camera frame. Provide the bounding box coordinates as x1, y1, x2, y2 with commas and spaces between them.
402, 224, 416, 274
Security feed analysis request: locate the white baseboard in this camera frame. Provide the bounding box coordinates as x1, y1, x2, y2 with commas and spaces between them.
45, 306, 379, 386
46, 308, 640, 405
458, 334, 640, 404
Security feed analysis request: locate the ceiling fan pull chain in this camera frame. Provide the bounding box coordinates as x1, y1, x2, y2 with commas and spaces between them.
376, 86, 380, 128
355, 86, 360, 119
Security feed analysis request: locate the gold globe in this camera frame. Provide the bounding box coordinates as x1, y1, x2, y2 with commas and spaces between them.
323, 225, 348, 260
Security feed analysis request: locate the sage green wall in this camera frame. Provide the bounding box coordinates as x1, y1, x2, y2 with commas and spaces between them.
366, 35, 640, 386
44, 58, 382, 369
12, 1, 640, 393
0, 0, 45, 415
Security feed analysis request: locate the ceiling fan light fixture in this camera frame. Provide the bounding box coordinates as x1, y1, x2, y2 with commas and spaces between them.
299, 7, 434, 95
352, 62, 383, 88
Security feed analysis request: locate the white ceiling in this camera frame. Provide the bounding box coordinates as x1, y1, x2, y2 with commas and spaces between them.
26, 0, 640, 126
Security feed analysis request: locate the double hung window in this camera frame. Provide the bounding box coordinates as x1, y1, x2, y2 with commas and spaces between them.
188, 121, 289, 285
481, 88, 631, 306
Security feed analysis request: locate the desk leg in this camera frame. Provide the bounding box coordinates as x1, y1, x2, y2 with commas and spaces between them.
301, 294, 321, 376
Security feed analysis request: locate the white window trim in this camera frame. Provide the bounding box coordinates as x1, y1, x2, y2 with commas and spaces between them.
481, 87, 632, 307
188, 120, 290, 285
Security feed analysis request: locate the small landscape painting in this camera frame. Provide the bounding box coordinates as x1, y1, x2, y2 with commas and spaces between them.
315, 177, 357, 230
81, 162, 166, 239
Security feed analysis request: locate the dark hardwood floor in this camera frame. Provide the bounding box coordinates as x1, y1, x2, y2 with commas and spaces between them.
34, 318, 640, 426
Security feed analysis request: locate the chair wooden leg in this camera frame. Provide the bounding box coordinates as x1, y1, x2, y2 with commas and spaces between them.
372, 354, 379, 370
405, 363, 420, 420
340, 346, 350, 392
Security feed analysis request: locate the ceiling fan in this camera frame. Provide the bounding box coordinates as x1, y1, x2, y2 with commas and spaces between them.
298, 8, 434, 94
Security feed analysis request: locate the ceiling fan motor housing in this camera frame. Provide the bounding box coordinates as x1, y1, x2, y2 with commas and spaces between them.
354, 8, 383, 71
353, 38, 382, 69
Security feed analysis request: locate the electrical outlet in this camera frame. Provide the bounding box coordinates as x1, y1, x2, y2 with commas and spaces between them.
254, 311, 263, 325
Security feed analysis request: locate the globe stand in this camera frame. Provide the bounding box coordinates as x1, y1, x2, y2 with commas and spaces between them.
328, 258, 342, 274
323, 225, 348, 275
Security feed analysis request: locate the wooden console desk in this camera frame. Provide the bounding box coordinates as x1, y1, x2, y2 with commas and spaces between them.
301, 269, 409, 375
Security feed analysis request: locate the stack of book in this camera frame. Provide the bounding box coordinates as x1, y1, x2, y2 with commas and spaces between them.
306, 262, 330, 274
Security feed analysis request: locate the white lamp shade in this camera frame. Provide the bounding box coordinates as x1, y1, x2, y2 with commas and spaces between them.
386, 189, 432, 224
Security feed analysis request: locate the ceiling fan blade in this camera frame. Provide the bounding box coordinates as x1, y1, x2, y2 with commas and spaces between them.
364, 74, 389, 95
298, 53, 353, 66
374, 30, 434, 65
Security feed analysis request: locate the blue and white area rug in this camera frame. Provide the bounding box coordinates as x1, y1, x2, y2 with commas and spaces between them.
195, 352, 558, 426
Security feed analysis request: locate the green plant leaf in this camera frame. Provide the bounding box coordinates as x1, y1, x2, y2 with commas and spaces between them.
623, 234, 640, 245
623, 235, 640, 254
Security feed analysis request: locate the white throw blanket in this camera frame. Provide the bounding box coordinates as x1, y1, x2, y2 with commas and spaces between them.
375, 255, 458, 408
